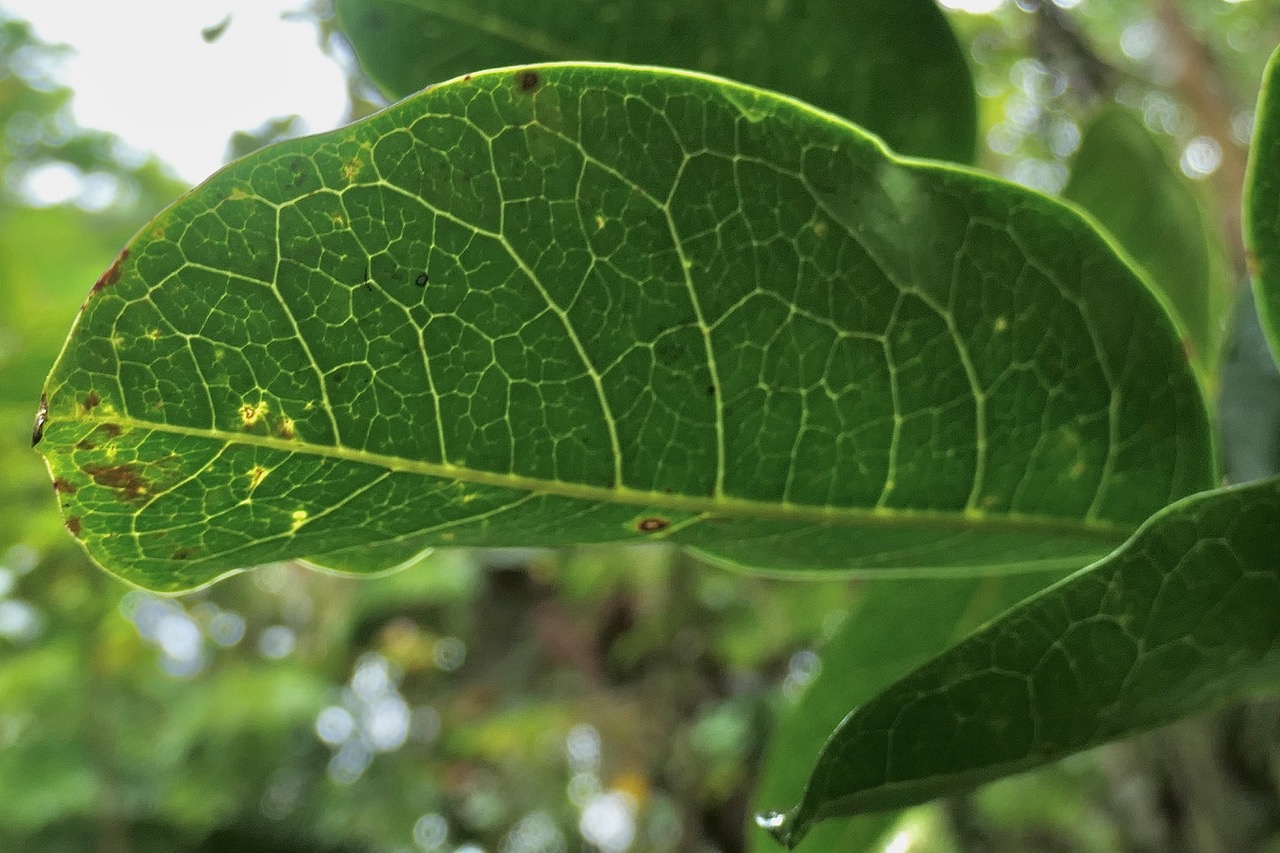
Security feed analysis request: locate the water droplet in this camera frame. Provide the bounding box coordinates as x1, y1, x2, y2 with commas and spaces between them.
755, 811, 787, 830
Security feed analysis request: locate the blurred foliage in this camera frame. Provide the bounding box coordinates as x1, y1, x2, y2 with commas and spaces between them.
4, 2, 1280, 852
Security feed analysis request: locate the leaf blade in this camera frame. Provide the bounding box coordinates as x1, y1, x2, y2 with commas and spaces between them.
770, 477, 1280, 847
37, 64, 1213, 590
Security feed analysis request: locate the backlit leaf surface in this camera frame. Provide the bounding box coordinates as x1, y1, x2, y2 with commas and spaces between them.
766, 478, 1280, 847
37, 64, 1212, 591
335, 0, 978, 163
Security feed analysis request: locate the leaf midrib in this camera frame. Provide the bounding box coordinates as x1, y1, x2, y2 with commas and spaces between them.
67, 414, 1137, 544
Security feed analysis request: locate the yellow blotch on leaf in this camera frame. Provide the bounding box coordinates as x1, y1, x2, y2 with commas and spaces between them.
290, 509, 308, 531
341, 157, 364, 182
248, 465, 270, 489
240, 401, 268, 428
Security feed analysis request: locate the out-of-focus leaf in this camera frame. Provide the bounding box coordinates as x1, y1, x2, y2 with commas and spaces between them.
1246, 44, 1280, 367
1218, 291, 1280, 483
334, 0, 978, 163
1063, 106, 1230, 374
765, 477, 1280, 847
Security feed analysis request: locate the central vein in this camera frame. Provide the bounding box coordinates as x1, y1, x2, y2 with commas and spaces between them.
82, 415, 1136, 544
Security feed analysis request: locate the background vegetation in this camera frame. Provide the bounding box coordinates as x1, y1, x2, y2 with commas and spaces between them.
3, 1, 1280, 851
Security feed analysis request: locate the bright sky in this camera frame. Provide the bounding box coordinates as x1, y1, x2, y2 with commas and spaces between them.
3, 0, 350, 185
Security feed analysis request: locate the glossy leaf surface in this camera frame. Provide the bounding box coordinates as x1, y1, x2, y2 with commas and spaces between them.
335, 0, 978, 163
37, 64, 1213, 591
750, 571, 1065, 852
1064, 106, 1230, 373
766, 478, 1280, 847
1247, 44, 1280, 367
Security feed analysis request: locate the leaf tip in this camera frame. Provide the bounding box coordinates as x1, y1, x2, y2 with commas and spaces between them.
754, 808, 810, 849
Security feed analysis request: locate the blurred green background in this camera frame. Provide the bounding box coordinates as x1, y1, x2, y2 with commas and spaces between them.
3, 2, 1280, 851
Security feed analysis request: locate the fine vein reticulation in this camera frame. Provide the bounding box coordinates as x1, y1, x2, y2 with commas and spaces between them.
37, 64, 1212, 591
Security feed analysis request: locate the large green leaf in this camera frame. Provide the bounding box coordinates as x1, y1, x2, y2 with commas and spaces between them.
1063, 106, 1230, 374
36, 64, 1213, 591
763, 477, 1280, 848
334, 0, 978, 163
750, 572, 1066, 852
1247, 44, 1280, 367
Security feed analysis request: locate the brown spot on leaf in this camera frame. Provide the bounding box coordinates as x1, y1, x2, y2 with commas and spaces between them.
52, 478, 77, 495
517, 70, 540, 93
171, 547, 201, 560
248, 465, 269, 489
100, 423, 122, 438
66, 516, 82, 537
84, 463, 149, 503
90, 248, 129, 295
84, 390, 101, 410
637, 517, 669, 533
76, 439, 97, 451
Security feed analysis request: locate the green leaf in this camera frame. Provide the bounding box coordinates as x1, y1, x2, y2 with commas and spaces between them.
334, 0, 978, 163
1246, 44, 1280, 368
36, 64, 1213, 591
750, 571, 1066, 852
1063, 106, 1230, 374
765, 477, 1280, 848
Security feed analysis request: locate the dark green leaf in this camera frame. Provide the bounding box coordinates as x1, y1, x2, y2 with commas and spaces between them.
335, 0, 978, 163
750, 571, 1066, 852
766, 477, 1280, 848
1063, 106, 1230, 373
1247, 44, 1280, 367
37, 64, 1212, 591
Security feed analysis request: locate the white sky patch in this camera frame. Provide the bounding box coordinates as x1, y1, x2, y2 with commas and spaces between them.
3, 0, 350, 184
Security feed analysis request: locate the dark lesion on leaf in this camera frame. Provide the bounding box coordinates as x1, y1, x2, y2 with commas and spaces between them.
52, 478, 77, 495
83, 390, 101, 411
516, 70, 540, 93
65, 516, 82, 537
637, 517, 669, 533
89, 248, 129, 296
171, 546, 202, 561
83, 463, 149, 503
